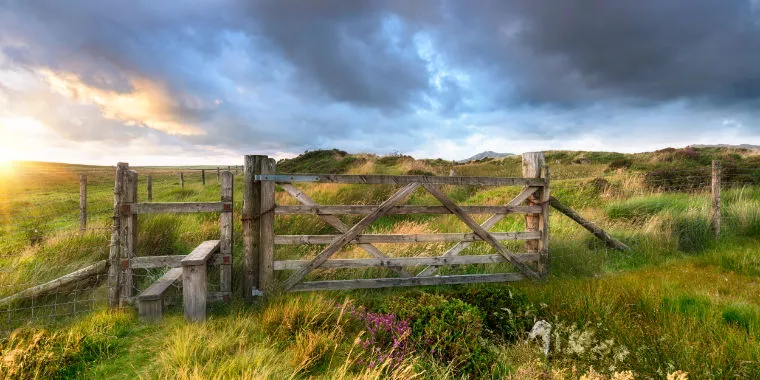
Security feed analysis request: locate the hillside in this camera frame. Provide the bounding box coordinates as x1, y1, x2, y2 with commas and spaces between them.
1, 146, 759, 378
458, 151, 515, 163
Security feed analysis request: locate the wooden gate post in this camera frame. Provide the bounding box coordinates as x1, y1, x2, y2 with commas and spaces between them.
220, 171, 233, 294
121, 170, 138, 303
79, 174, 87, 231
539, 166, 550, 276
711, 160, 721, 238
522, 152, 546, 261
259, 158, 276, 293
108, 163, 127, 308
147, 175, 153, 202
243, 155, 263, 302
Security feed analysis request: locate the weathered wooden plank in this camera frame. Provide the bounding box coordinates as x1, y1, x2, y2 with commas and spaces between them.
259, 174, 545, 187
274, 231, 541, 244
275, 253, 539, 270
259, 158, 276, 292
181, 240, 221, 266
128, 253, 231, 269
422, 184, 541, 280
220, 171, 233, 293
538, 166, 550, 276
290, 273, 525, 292
523, 152, 545, 254
416, 185, 540, 277
281, 183, 420, 291
280, 184, 413, 277
137, 267, 182, 301
274, 205, 541, 215
131, 202, 225, 214
0, 260, 108, 307
242, 155, 262, 302
182, 263, 206, 322
121, 170, 138, 302
108, 163, 127, 308
549, 196, 630, 251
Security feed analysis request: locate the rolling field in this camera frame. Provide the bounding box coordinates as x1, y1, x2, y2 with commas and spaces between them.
1, 147, 760, 379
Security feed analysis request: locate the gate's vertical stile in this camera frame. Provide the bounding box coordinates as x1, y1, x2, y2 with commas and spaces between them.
108, 163, 127, 308
539, 165, 550, 277
522, 152, 545, 256
121, 170, 138, 303
259, 158, 276, 293
242, 155, 263, 302
220, 171, 233, 295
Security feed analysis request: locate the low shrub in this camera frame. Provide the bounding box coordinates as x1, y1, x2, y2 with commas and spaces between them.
606, 158, 632, 171
406, 169, 434, 176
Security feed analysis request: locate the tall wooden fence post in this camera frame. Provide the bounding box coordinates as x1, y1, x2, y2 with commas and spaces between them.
121, 170, 138, 303
220, 171, 233, 294
108, 163, 127, 308
539, 166, 550, 277
79, 174, 87, 231
242, 155, 263, 302
180, 172, 184, 189
259, 158, 276, 293
147, 175, 153, 202
202, 169, 206, 186
522, 152, 546, 257
712, 160, 721, 238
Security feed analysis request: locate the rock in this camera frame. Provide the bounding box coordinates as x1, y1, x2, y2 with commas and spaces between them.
528, 320, 552, 357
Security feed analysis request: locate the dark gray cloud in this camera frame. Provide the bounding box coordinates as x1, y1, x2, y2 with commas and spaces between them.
0, 0, 758, 161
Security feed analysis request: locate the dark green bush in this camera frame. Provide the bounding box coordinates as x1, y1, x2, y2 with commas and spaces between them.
443, 286, 538, 342
406, 169, 434, 176
380, 291, 494, 375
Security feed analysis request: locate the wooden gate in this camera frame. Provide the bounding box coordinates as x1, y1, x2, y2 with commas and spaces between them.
242, 153, 549, 297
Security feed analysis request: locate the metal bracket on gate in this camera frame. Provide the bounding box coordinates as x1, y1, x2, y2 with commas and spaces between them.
254, 174, 320, 183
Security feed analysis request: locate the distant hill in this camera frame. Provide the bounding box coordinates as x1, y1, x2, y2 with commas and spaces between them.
690, 144, 760, 150
458, 151, 514, 163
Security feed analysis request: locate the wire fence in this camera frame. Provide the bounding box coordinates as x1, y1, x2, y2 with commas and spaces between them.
0, 161, 757, 333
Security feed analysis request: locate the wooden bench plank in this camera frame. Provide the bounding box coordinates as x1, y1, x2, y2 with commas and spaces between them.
181, 240, 221, 266
128, 253, 231, 269
138, 267, 182, 301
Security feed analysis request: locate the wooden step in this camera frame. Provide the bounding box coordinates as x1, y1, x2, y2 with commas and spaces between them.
137, 267, 182, 321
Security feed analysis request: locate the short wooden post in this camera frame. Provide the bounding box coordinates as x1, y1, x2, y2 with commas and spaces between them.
182, 262, 207, 322
538, 166, 550, 277
711, 160, 721, 238
121, 170, 138, 303
79, 174, 87, 231
259, 158, 276, 292
108, 163, 127, 308
147, 175, 152, 202
220, 171, 233, 294
242, 155, 263, 302
522, 152, 546, 254
180, 172, 184, 189
202, 169, 206, 186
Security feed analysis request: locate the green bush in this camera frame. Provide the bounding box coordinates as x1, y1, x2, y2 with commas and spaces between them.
380, 291, 494, 375
406, 169, 434, 176
277, 149, 358, 174
442, 286, 538, 342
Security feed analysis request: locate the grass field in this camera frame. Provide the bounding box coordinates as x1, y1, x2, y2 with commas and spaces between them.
1, 147, 759, 378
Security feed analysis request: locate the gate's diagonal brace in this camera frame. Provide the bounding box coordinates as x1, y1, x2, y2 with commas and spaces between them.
281, 183, 420, 291
280, 184, 413, 277
420, 184, 541, 280
417, 186, 540, 277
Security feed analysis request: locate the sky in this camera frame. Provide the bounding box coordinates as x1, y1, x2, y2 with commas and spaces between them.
1, 0, 759, 165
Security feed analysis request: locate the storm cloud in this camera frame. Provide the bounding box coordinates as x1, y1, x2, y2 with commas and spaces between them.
0, 0, 758, 163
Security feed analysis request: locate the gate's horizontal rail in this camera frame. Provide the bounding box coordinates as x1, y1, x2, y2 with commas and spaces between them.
274, 253, 539, 270
256, 174, 546, 187
290, 273, 526, 292
274, 231, 540, 245
128, 202, 231, 214
128, 253, 230, 269
275, 204, 542, 215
